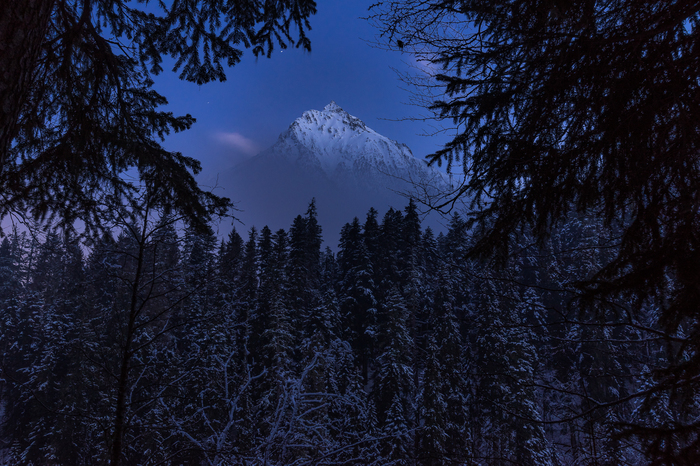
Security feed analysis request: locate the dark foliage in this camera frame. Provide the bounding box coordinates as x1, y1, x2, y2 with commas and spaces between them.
3, 200, 690, 464
0, 0, 316, 235
370, 1, 700, 458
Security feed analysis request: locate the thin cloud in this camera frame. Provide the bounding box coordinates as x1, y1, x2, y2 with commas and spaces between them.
214, 132, 261, 156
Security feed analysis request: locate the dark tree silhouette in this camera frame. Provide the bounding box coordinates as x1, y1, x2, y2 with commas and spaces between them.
370, 2, 700, 459
0, 0, 316, 234
2, 200, 659, 464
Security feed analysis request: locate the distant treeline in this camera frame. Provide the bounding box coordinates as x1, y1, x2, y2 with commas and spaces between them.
0, 199, 684, 465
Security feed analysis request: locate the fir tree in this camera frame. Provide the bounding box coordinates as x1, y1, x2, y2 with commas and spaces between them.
472, 281, 552, 465
376, 208, 404, 299
375, 288, 413, 432
2, 0, 317, 234
337, 218, 377, 383
417, 334, 447, 466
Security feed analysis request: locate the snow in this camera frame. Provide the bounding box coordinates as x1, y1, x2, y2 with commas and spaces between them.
276, 101, 427, 178
217, 101, 450, 247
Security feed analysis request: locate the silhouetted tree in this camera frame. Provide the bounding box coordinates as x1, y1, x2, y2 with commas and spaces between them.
371, 2, 700, 459
1, 0, 317, 234
337, 218, 377, 383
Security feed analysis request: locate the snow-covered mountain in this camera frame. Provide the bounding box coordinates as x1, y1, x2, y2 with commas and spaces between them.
213, 102, 448, 246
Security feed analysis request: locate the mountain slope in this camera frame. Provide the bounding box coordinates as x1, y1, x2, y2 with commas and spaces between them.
213, 102, 448, 245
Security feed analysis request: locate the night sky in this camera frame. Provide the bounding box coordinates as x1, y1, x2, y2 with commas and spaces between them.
152, 0, 449, 181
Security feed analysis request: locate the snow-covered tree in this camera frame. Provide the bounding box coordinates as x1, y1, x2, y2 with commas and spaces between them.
375, 288, 414, 462
471, 280, 553, 465
337, 217, 377, 383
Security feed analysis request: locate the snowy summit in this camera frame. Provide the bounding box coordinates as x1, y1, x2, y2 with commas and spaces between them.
217, 102, 447, 245
277, 101, 424, 178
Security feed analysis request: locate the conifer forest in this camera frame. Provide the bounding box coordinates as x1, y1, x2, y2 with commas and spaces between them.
2, 0, 699, 463
0, 198, 688, 465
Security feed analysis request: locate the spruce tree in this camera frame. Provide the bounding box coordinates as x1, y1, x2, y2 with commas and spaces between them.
374, 288, 414, 449
372, 4, 700, 458
472, 281, 552, 465
337, 218, 377, 383
1, 0, 318, 234
417, 334, 448, 466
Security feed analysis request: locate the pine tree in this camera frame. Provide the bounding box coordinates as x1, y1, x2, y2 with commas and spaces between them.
235, 227, 259, 366
417, 335, 447, 466
363, 206, 382, 287
382, 393, 411, 465
400, 199, 422, 278
71, 208, 205, 465
438, 214, 471, 322
376, 208, 404, 299
2, 230, 104, 464
337, 218, 377, 383
420, 228, 440, 286
182, 223, 218, 309
1, 0, 317, 234
375, 288, 414, 456
372, 4, 700, 459
472, 281, 552, 465
262, 228, 294, 391
287, 200, 324, 354
325, 338, 380, 463
249, 225, 278, 371
400, 200, 428, 386
214, 227, 245, 328
431, 270, 470, 464
0, 233, 22, 303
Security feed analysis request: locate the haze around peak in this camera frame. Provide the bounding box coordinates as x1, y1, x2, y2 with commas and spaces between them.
212, 102, 449, 247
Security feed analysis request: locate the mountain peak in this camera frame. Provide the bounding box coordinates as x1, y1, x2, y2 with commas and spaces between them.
218, 103, 449, 247
324, 101, 343, 113
276, 103, 425, 177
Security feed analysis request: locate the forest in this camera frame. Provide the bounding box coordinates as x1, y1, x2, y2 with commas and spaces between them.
0, 198, 683, 465
2, 0, 698, 464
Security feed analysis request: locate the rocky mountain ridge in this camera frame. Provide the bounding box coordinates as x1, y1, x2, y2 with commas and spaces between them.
214, 102, 448, 245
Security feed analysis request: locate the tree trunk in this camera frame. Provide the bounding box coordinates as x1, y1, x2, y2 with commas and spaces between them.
110, 227, 148, 466
109, 264, 140, 465
0, 0, 54, 168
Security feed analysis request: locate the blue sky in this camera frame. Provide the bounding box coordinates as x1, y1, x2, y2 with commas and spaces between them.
152, 0, 450, 179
